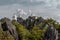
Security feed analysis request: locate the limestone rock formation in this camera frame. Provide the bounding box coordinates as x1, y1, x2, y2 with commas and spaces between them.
0, 17, 18, 40
0, 16, 59, 40
17, 16, 45, 30
44, 24, 58, 40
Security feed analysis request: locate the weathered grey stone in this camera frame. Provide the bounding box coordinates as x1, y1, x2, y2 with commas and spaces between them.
6, 21, 18, 40
1, 18, 18, 40
44, 24, 58, 40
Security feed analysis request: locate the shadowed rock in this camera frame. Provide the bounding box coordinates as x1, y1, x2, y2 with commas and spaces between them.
44, 24, 58, 40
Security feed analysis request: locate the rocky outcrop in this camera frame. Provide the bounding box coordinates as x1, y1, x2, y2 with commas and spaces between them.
17, 16, 45, 30
44, 24, 58, 40
0, 16, 59, 40
0, 18, 18, 40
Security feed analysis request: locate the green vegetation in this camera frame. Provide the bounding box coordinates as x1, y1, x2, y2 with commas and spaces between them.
12, 18, 60, 40
30, 25, 47, 40
12, 21, 47, 40
0, 17, 60, 40
12, 21, 31, 40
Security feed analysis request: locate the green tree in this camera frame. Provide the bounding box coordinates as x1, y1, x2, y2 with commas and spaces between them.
12, 21, 31, 40
30, 24, 47, 40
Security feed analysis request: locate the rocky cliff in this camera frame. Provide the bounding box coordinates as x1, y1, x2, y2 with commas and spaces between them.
0, 16, 59, 40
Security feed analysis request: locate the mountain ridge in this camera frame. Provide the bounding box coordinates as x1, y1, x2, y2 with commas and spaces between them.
0, 16, 60, 40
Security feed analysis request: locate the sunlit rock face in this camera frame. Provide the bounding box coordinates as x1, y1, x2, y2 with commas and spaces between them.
0, 17, 18, 40
44, 24, 58, 40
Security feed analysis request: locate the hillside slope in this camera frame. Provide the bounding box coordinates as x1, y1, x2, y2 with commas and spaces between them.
0, 16, 60, 40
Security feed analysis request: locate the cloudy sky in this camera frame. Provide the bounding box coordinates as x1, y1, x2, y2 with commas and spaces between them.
0, 0, 60, 22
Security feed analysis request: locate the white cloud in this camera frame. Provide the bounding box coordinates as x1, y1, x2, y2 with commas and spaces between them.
0, 0, 60, 22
